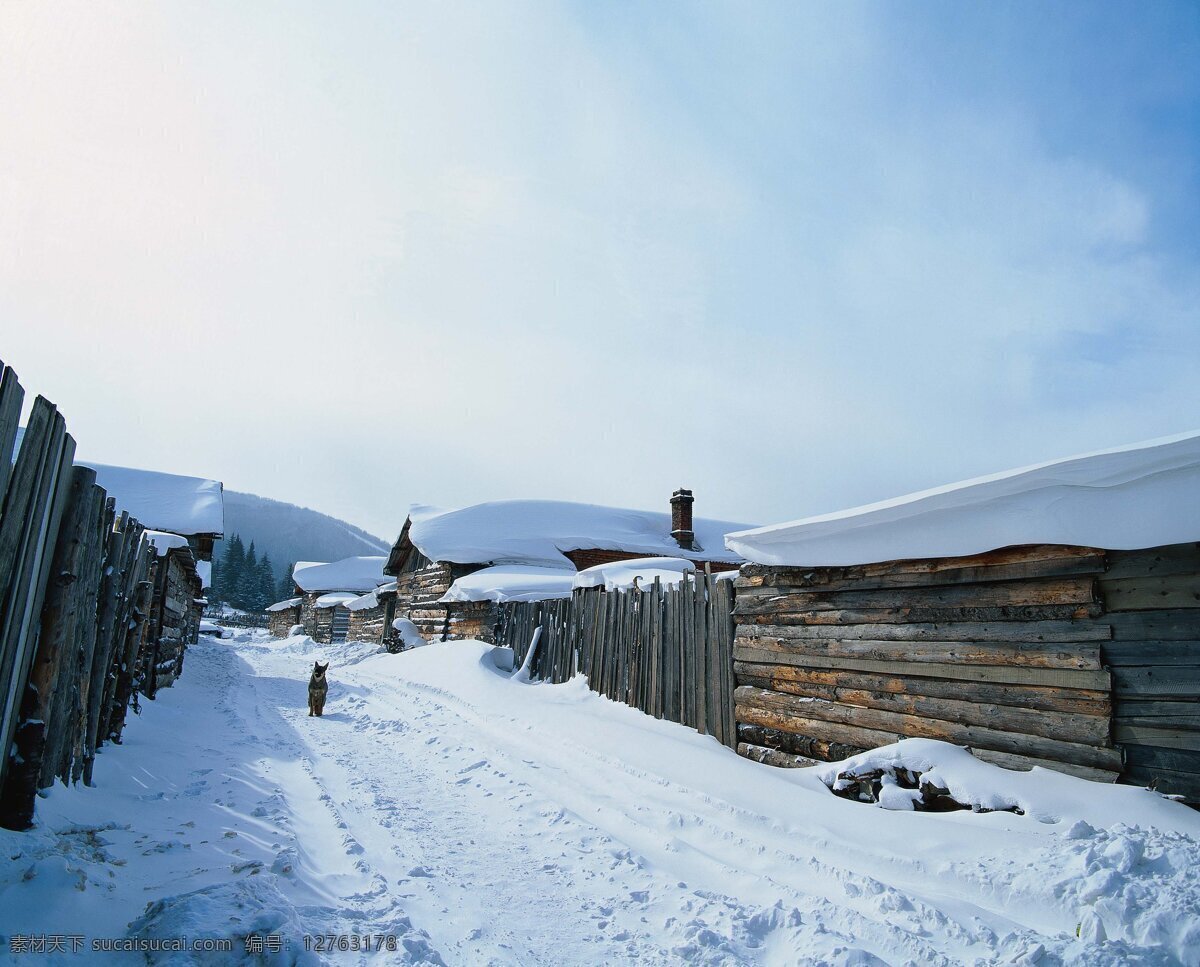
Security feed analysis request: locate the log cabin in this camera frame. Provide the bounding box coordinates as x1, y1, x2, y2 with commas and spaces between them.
383, 491, 754, 645
724, 431, 1200, 802
265, 597, 303, 638
289, 556, 389, 643
82, 463, 224, 681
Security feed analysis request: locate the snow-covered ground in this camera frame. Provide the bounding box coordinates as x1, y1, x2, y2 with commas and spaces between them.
2, 630, 1198, 966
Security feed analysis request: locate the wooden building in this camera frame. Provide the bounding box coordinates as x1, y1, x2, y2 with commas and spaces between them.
725, 432, 1200, 802
266, 597, 302, 638
82, 465, 224, 692
142, 532, 204, 695
346, 583, 397, 642
288, 557, 389, 644
383, 493, 754, 646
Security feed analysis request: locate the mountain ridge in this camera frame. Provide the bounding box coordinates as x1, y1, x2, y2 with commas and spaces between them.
222, 490, 392, 582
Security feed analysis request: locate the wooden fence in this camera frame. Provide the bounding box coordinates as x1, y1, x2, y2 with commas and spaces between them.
496, 570, 738, 748
0, 362, 176, 829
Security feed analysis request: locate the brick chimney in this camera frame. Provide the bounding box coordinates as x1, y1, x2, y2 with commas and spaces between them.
670, 488, 695, 551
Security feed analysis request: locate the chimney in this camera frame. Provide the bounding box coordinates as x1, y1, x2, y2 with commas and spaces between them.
670, 488, 695, 551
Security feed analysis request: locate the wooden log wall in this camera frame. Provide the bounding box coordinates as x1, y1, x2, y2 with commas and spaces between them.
1099, 544, 1200, 801
392, 563, 486, 642
268, 605, 302, 639
733, 542, 1200, 799
145, 547, 201, 694
445, 601, 500, 643
496, 571, 738, 748
0, 361, 196, 829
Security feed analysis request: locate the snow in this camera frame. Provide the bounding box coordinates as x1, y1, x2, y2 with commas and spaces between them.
194, 560, 212, 589
573, 556, 696, 591
142, 530, 189, 557
815, 738, 1189, 827
727, 429, 1200, 566
3, 630, 1197, 965
292, 556, 388, 593
197, 620, 228, 639
441, 564, 575, 603
264, 597, 302, 612
346, 582, 396, 612
86, 463, 224, 537
391, 618, 429, 650
409, 499, 755, 567
312, 592, 359, 609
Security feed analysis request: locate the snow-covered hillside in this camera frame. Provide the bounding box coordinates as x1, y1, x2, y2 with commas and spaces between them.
2, 632, 1197, 965
223, 491, 391, 584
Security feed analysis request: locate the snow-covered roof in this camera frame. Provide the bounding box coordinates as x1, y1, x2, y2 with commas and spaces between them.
573, 557, 696, 592
144, 530, 190, 557
314, 592, 359, 609
727, 430, 1200, 567
346, 581, 396, 612
441, 565, 576, 604
294, 556, 389, 593
408, 500, 754, 568
86, 463, 224, 537
265, 597, 302, 612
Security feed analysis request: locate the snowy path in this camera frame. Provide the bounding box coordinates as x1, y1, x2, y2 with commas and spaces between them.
2, 631, 1199, 966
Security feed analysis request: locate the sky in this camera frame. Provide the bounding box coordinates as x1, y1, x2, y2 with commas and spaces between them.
1, 1, 1197, 542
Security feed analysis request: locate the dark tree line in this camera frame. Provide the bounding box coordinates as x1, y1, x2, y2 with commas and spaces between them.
211, 533, 296, 612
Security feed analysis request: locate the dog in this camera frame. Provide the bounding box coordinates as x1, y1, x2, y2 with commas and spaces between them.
308, 662, 329, 717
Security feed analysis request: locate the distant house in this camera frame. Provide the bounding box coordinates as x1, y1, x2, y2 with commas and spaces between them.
383, 490, 754, 644
265, 597, 303, 639
84, 463, 225, 677
289, 556, 390, 644
725, 431, 1200, 802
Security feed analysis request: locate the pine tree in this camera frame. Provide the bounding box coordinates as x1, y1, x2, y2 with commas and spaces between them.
279, 562, 296, 601
256, 553, 276, 611
238, 542, 259, 610
218, 534, 246, 606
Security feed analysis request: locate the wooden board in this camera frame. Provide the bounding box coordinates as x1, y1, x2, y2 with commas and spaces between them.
735, 686, 1123, 771
735, 634, 1102, 670
736, 619, 1109, 643
733, 645, 1112, 689
734, 577, 1099, 615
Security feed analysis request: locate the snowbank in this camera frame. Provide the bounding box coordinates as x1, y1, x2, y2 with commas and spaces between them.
391, 617, 428, 649
573, 556, 695, 591
293, 556, 388, 593
409, 500, 754, 567
727, 430, 1200, 566
87, 462, 224, 537
441, 565, 575, 603
815, 738, 1191, 828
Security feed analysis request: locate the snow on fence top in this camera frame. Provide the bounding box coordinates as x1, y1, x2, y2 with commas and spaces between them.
409, 500, 753, 568
293, 556, 389, 593
573, 556, 696, 592
86, 463, 224, 537
440, 565, 576, 604
727, 430, 1200, 567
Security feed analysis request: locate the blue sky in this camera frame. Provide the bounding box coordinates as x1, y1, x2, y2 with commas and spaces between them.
1, 1, 1197, 539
